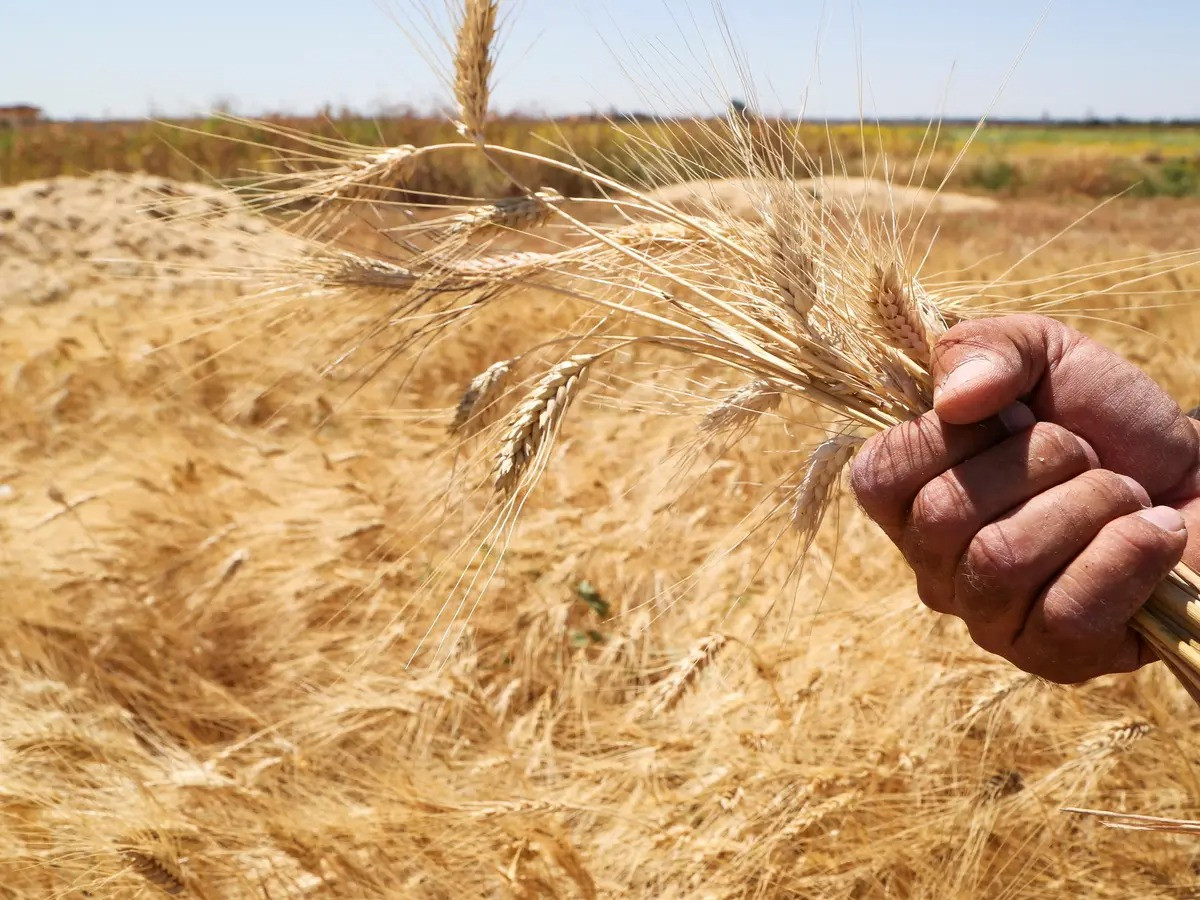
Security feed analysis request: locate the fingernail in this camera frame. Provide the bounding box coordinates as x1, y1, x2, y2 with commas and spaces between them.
998, 402, 1035, 434
1118, 475, 1152, 508
936, 356, 994, 403
1138, 506, 1186, 533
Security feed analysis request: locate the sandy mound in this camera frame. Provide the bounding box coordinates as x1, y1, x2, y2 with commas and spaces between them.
646, 175, 999, 223
0, 172, 290, 305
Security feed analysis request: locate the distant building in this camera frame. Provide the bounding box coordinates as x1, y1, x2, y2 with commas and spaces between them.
0, 105, 42, 128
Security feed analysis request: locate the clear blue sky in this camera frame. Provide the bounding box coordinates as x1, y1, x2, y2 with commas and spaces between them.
6, 1, 1199, 121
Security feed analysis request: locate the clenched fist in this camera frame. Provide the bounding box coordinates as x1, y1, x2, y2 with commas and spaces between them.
850, 315, 1200, 683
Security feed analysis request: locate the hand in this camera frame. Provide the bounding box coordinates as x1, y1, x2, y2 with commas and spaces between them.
850, 314, 1200, 683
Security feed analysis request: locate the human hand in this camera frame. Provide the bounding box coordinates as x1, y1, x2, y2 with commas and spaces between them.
850, 314, 1200, 682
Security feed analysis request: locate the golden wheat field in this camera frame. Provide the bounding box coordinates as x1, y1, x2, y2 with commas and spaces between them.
10, 4, 1200, 898
1, 171, 1200, 899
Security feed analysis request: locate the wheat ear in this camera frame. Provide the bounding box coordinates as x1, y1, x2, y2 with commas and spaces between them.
451, 359, 514, 437
1076, 718, 1153, 756
651, 634, 728, 715
319, 145, 419, 205
450, 189, 565, 236
700, 379, 783, 438
791, 435, 861, 547
963, 673, 1037, 721
454, 0, 500, 141
120, 848, 187, 896
870, 263, 936, 364
771, 230, 818, 320
494, 355, 595, 497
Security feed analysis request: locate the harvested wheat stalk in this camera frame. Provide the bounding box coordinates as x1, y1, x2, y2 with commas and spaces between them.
232, 0, 1200, 710
870, 263, 935, 364
792, 436, 862, 548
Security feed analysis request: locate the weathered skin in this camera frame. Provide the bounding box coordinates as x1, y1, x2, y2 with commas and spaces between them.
850, 315, 1200, 683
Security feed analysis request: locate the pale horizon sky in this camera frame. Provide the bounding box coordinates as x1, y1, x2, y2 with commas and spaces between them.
6, 1, 1199, 122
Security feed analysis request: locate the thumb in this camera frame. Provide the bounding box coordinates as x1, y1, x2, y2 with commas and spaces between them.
932, 314, 1066, 425
931, 314, 1199, 500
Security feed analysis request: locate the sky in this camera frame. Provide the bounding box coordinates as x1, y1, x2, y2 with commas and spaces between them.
5, 1, 1199, 121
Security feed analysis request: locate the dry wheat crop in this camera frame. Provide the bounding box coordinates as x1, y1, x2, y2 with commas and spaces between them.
5, 2, 1200, 898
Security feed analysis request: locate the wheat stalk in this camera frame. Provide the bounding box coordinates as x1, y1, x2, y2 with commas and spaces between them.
980, 770, 1026, 801
769, 225, 818, 320
120, 847, 187, 896
870, 262, 936, 365
1076, 718, 1153, 756
963, 673, 1038, 721
776, 792, 860, 841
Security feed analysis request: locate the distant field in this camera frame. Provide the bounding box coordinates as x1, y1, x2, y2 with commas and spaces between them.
3, 115, 1200, 198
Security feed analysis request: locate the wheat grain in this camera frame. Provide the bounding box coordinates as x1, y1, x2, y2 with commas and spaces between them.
448, 251, 555, 278
700, 379, 782, 438
314, 145, 419, 206
776, 792, 860, 841
451, 359, 514, 437
494, 354, 595, 496
791, 436, 862, 546
980, 770, 1026, 801
650, 634, 728, 715
315, 252, 419, 290
608, 221, 693, 248
454, 0, 500, 141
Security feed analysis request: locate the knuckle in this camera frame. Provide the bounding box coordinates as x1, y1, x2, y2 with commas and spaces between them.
959, 525, 1021, 593
849, 427, 916, 523
848, 434, 888, 509
965, 621, 1011, 659
915, 576, 953, 615
1039, 577, 1105, 652
1075, 469, 1143, 510
909, 476, 970, 539
1027, 422, 1088, 468
1103, 518, 1180, 573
